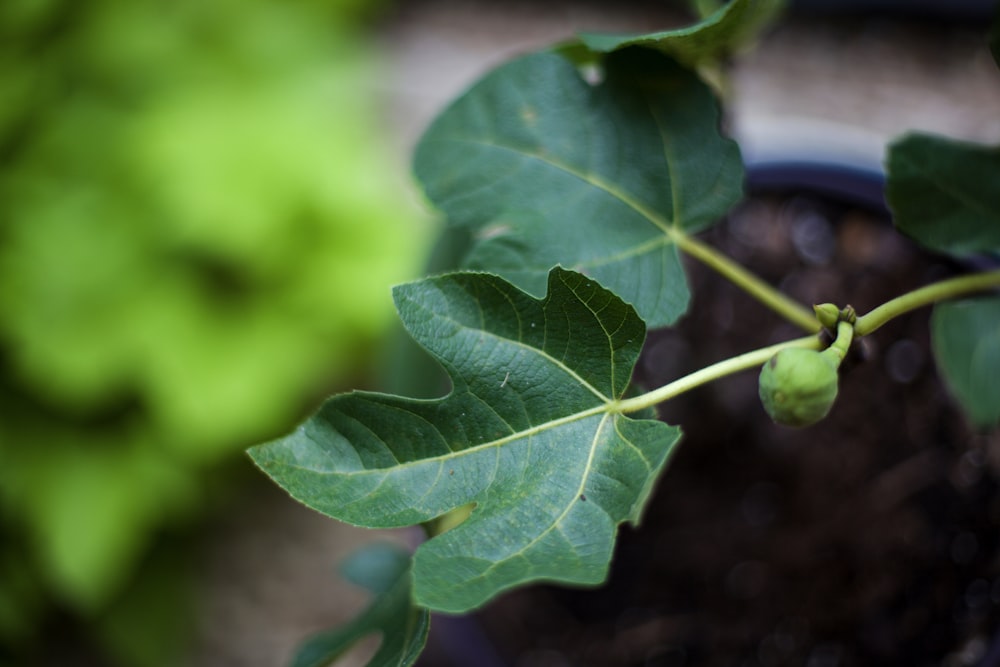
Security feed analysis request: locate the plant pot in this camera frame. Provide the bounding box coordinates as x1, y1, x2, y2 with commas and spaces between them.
416, 154, 1000, 667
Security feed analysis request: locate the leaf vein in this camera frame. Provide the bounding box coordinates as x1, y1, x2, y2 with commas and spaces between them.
429, 135, 674, 234
469, 412, 613, 583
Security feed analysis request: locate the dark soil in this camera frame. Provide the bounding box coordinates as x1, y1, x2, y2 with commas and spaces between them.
420, 187, 1000, 666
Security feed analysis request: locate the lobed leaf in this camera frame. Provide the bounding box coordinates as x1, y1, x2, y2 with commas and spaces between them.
290, 543, 429, 667
250, 267, 681, 613
413, 48, 743, 328
886, 133, 1000, 257
572, 0, 785, 67
932, 296, 1000, 429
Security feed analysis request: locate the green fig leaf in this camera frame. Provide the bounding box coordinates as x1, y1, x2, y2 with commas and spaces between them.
571, 0, 785, 67
886, 133, 1000, 257
250, 267, 681, 613
290, 543, 429, 667
931, 296, 1000, 429
413, 48, 743, 328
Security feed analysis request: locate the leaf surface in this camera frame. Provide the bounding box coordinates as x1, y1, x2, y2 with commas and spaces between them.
573, 0, 785, 67
290, 543, 429, 667
250, 268, 681, 613
932, 296, 1000, 429
886, 133, 1000, 257
413, 49, 742, 328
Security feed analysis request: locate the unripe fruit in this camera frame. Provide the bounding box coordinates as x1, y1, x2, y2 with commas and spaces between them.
758, 348, 839, 427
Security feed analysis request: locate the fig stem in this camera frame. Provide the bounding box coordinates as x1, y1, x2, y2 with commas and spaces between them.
854, 269, 1000, 336
671, 231, 822, 334
617, 270, 998, 418
615, 334, 822, 414
572, 170, 821, 333
821, 320, 854, 367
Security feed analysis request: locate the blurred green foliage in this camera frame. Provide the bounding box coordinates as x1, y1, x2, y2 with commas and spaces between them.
0, 0, 425, 663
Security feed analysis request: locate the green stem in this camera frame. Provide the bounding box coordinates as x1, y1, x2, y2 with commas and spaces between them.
821, 320, 854, 366
670, 230, 821, 333
422, 503, 475, 538
616, 334, 822, 414
854, 269, 1000, 336
615, 269, 1000, 416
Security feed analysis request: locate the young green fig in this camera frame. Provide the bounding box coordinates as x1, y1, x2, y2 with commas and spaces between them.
758, 348, 839, 427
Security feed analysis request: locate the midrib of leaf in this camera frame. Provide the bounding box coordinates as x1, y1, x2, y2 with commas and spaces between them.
439, 135, 733, 300
573, 235, 672, 271
279, 317, 624, 482
275, 403, 617, 526
470, 411, 614, 583
649, 97, 685, 231
440, 134, 677, 237
291, 401, 610, 470
368, 404, 609, 474
433, 126, 815, 332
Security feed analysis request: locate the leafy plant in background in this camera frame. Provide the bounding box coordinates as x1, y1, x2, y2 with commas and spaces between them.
250, 0, 1000, 664
0, 0, 425, 664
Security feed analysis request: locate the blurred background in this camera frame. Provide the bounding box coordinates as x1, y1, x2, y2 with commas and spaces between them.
1, 1, 998, 666
0, 1, 429, 665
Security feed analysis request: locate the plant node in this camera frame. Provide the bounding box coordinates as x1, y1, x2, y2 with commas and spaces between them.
813, 303, 857, 333
813, 303, 840, 331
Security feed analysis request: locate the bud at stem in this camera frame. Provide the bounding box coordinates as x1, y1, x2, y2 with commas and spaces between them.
813, 303, 840, 331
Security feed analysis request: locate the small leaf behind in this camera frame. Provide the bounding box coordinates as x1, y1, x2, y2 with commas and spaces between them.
573, 0, 785, 67
291, 543, 429, 667
251, 268, 681, 613
413, 49, 742, 328
932, 296, 1000, 429
886, 133, 1000, 257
